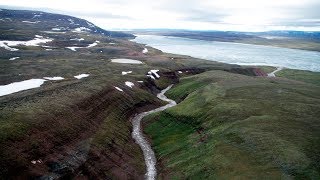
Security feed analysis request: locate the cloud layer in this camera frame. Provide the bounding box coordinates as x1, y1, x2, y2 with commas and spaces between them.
1, 0, 319, 31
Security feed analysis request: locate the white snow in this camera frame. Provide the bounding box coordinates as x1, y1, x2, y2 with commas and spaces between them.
178, 71, 183, 74
9, 57, 20, 61
0, 79, 47, 97
148, 70, 160, 78
146, 75, 155, 80
67, 41, 99, 51
35, 35, 43, 38
0, 36, 52, 51
137, 81, 144, 83
87, 41, 99, 48
32, 15, 41, 19
51, 27, 66, 31
31, 159, 42, 164
125, 81, 134, 88
43, 77, 64, 81
114, 86, 123, 92
66, 47, 83, 51
111, 59, 143, 64
74, 74, 90, 79
109, 42, 116, 45
68, 18, 75, 24
45, 49, 52, 51
73, 27, 91, 33
22, 21, 40, 24
142, 48, 148, 54
70, 38, 84, 41
122, 71, 132, 75
0, 43, 19, 51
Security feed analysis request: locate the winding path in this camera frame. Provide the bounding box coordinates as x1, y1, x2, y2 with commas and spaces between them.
268, 67, 283, 77
132, 85, 177, 180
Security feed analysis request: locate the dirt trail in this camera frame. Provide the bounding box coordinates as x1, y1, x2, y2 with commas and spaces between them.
132, 85, 176, 180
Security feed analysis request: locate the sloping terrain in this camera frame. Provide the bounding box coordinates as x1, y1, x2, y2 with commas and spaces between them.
0, 9, 236, 179
1, 9, 320, 179
0, 8, 133, 41
144, 71, 320, 179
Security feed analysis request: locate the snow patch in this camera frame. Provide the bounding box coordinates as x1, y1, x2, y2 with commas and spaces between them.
142, 48, 148, 54
66, 47, 83, 51
52, 27, 66, 31
0, 36, 53, 51
70, 38, 84, 41
74, 74, 90, 79
125, 81, 134, 88
87, 41, 99, 48
9, 57, 20, 61
146, 75, 155, 80
114, 86, 123, 92
0, 79, 47, 97
178, 71, 183, 74
32, 15, 42, 19
73, 27, 91, 33
43, 77, 64, 81
148, 70, 160, 78
122, 71, 132, 75
22, 21, 40, 24
111, 59, 143, 64
31, 159, 42, 164
68, 18, 75, 24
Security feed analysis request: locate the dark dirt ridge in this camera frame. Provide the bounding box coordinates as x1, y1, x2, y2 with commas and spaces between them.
0, 70, 178, 179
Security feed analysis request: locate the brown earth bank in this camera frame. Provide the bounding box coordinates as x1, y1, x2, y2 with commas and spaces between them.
0, 74, 176, 179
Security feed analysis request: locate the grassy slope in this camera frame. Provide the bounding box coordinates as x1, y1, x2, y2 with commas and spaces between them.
1, 9, 320, 179
144, 70, 320, 179
276, 69, 320, 87
0, 13, 234, 177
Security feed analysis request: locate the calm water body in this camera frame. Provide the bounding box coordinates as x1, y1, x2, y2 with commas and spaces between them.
133, 35, 320, 72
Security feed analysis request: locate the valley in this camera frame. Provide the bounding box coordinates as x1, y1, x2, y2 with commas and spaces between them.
0, 8, 320, 179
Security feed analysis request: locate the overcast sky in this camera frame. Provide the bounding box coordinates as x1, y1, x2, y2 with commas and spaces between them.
1, 0, 320, 31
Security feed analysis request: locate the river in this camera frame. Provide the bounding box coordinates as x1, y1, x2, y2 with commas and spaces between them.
132, 85, 177, 180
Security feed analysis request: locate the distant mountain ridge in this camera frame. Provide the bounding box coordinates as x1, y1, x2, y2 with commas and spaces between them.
0, 8, 134, 40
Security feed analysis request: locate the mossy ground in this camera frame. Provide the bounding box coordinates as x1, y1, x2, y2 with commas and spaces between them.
144, 70, 320, 179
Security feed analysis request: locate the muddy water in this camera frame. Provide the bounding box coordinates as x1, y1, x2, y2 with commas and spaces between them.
132, 85, 177, 180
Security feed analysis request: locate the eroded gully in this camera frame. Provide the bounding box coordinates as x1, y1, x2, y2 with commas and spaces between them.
132, 85, 177, 180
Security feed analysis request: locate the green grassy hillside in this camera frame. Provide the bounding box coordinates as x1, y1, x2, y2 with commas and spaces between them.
1, 8, 320, 179
276, 69, 320, 86
144, 70, 320, 179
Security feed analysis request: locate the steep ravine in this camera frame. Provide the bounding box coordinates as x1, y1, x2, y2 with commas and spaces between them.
132, 85, 177, 180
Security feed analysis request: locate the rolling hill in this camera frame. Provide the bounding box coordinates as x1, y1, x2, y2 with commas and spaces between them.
0, 8, 319, 179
